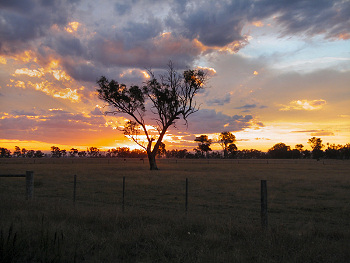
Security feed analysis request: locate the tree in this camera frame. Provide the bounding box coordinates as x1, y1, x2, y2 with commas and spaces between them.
51, 146, 62, 158
88, 147, 100, 157
34, 150, 44, 158
157, 142, 166, 157
14, 146, 21, 157
227, 143, 238, 158
97, 62, 206, 170
218, 131, 236, 158
69, 148, 78, 157
194, 135, 212, 158
268, 143, 291, 159
308, 137, 324, 160
0, 147, 11, 158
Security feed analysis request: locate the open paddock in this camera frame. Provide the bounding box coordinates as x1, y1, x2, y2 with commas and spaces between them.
1, 158, 349, 262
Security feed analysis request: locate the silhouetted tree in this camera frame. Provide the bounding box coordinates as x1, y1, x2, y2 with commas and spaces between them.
78, 151, 86, 157
14, 146, 21, 157
34, 150, 44, 158
308, 137, 324, 160
0, 147, 11, 158
218, 131, 236, 158
69, 148, 78, 157
157, 142, 166, 157
26, 150, 35, 158
194, 135, 212, 158
88, 147, 100, 157
97, 62, 206, 170
51, 146, 62, 158
227, 143, 238, 158
268, 143, 291, 159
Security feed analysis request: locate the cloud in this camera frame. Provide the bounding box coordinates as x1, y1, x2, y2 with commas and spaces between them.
0, 109, 112, 145
0, 0, 78, 54
207, 95, 231, 106
174, 108, 255, 134
235, 104, 257, 110
279, 99, 327, 111
90, 107, 104, 116
291, 130, 335, 137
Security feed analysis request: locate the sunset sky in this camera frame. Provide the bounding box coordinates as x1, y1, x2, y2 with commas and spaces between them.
1, 0, 349, 153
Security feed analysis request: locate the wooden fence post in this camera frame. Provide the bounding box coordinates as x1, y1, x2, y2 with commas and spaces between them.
261, 180, 268, 229
25, 171, 34, 200
73, 175, 77, 204
122, 176, 125, 212
185, 178, 188, 213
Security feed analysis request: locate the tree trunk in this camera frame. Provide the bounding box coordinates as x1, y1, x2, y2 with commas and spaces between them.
148, 152, 158, 170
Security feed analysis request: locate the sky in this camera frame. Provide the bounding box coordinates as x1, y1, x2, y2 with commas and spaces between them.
0, 0, 349, 152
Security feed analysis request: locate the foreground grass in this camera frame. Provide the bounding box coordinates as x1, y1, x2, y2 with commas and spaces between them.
1, 159, 350, 262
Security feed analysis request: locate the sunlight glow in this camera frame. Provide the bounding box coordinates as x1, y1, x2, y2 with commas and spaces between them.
280, 99, 327, 111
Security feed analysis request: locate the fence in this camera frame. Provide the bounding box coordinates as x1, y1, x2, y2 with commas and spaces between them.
0, 171, 34, 200
0, 170, 269, 228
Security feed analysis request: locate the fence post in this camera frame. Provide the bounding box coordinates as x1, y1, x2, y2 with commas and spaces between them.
261, 180, 268, 229
122, 176, 125, 212
25, 171, 34, 200
73, 175, 77, 204
185, 178, 188, 213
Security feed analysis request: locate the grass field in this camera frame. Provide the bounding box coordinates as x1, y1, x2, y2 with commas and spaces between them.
1, 158, 350, 262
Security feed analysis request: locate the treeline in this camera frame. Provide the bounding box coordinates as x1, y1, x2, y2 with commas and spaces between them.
1, 135, 349, 159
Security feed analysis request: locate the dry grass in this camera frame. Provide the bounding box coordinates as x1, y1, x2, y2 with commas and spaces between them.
1, 158, 350, 262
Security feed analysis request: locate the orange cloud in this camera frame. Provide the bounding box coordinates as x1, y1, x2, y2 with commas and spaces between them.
0, 56, 7, 64
65, 21, 80, 33
279, 99, 327, 111
252, 21, 264, 27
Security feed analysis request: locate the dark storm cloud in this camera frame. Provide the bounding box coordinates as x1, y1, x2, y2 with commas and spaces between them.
45, 35, 86, 57
262, 0, 350, 39
166, 1, 249, 47
1, 0, 348, 82
62, 60, 106, 82
118, 17, 163, 47
167, 0, 349, 48
207, 95, 231, 106
235, 104, 257, 110
177, 108, 254, 134
0, 0, 78, 54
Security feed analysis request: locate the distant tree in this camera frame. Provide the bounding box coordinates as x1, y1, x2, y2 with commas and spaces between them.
21, 148, 27, 157
218, 131, 236, 158
69, 148, 78, 157
268, 143, 291, 159
157, 142, 166, 157
194, 135, 212, 158
324, 144, 342, 159
78, 151, 87, 157
0, 147, 11, 158
88, 147, 100, 157
14, 146, 21, 157
308, 137, 324, 160
115, 147, 130, 158
129, 149, 147, 158
97, 62, 206, 170
295, 144, 304, 152
227, 143, 238, 158
339, 144, 350, 159
34, 150, 44, 158
236, 149, 265, 159
26, 150, 35, 158
51, 146, 62, 158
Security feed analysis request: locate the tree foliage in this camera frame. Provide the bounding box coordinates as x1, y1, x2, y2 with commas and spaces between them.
218, 131, 236, 158
97, 62, 206, 170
